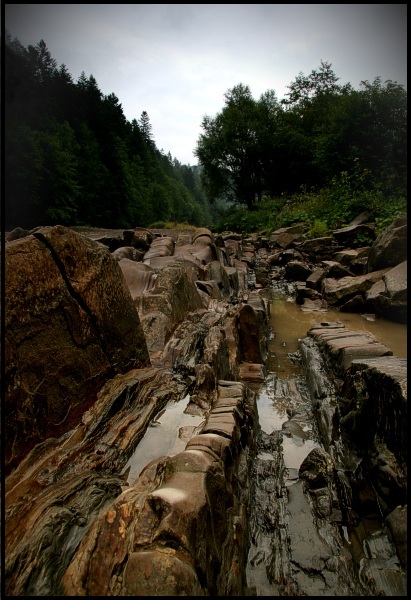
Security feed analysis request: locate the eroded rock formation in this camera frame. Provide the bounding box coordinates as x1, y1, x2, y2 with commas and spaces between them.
4, 216, 407, 596
4, 225, 150, 475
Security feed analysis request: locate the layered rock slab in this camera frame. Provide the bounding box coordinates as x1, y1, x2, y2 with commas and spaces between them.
61, 380, 257, 596
300, 322, 407, 594
4, 367, 185, 596
3, 225, 150, 474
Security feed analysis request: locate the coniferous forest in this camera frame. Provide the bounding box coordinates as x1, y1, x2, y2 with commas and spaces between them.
4, 34, 214, 231
4, 34, 407, 235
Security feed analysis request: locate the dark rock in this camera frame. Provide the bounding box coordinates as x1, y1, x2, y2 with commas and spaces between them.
111, 246, 144, 261
4, 226, 150, 474
299, 447, 334, 491
123, 227, 154, 250
279, 248, 304, 265
61, 381, 256, 596
367, 213, 407, 272
365, 260, 407, 323
5, 226, 31, 241
385, 505, 407, 570
321, 268, 389, 307
143, 235, 175, 259
269, 224, 306, 249
340, 356, 407, 485
284, 260, 313, 281
306, 267, 326, 291
322, 260, 353, 279
348, 211, 373, 226
296, 283, 322, 304
332, 223, 376, 247
339, 293, 366, 312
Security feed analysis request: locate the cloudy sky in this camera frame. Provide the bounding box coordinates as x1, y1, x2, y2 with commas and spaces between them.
5, 4, 407, 166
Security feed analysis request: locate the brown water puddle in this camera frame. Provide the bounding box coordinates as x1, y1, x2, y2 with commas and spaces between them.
257, 288, 407, 482
122, 395, 204, 485
269, 290, 407, 359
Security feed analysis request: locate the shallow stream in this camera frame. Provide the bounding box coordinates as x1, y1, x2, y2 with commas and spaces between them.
260, 288, 406, 469
121, 289, 406, 593
123, 289, 406, 484
246, 288, 407, 594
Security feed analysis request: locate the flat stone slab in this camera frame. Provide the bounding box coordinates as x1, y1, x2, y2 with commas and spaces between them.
308, 322, 393, 373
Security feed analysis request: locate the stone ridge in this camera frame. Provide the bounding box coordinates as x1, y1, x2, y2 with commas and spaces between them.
61, 380, 257, 596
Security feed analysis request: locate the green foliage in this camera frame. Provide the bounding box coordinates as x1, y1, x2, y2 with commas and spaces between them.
307, 219, 329, 239
374, 197, 407, 233
148, 220, 166, 228
281, 60, 352, 108
196, 63, 406, 222
5, 34, 213, 231
215, 176, 406, 238
215, 196, 286, 234
195, 83, 280, 209
5, 37, 406, 238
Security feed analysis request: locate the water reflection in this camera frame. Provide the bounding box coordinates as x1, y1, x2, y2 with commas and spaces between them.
269, 291, 407, 358
123, 395, 204, 485
256, 290, 407, 476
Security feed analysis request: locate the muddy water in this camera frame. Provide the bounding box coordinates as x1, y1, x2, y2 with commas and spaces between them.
123, 395, 204, 484
258, 288, 406, 498
268, 290, 407, 358
246, 290, 407, 594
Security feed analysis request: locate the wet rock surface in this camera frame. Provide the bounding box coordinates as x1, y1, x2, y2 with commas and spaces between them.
4, 216, 407, 595
4, 225, 150, 475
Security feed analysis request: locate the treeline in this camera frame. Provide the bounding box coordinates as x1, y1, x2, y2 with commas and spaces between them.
195, 62, 407, 216
4, 33, 213, 230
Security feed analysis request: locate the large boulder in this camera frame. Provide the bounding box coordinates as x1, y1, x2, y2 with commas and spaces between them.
340, 356, 407, 488
269, 224, 306, 249
137, 262, 206, 360
3, 225, 150, 474
332, 222, 376, 248
321, 268, 389, 307
367, 213, 407, 273
143, 235, 175, 260
365, 260, 407, 323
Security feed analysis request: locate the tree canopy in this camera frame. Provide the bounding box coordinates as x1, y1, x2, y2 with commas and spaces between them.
5, 37, 406, 233
195, 61, 407, 210
5, 33, 212, 230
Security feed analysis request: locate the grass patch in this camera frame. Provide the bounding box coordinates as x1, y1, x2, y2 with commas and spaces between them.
215, 184, 406, 236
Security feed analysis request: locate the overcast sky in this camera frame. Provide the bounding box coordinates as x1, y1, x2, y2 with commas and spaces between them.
5, 4, 407, 166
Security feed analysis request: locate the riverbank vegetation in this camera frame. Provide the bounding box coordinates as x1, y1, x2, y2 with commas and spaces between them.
5, 33, 406, 236
197, 62, 406, 235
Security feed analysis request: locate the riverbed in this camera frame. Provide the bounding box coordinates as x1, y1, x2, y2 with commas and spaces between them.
123, 289, 406, 484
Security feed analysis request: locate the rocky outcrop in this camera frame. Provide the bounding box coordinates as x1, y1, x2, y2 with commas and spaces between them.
367, 213, 407, 272
3, 225, 150, 475
5, 367, 186, 596
332, 222, 376, 247
300, 322, 407, 594
366, 260, 407, 323
4, 217, 406, 596
4, 224, 269, 596
61, 380, 256, 596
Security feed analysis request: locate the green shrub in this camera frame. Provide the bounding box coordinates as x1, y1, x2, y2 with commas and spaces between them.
214, 176, 406, 237
149, 220, 166, 228
307, 219, 329, 238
